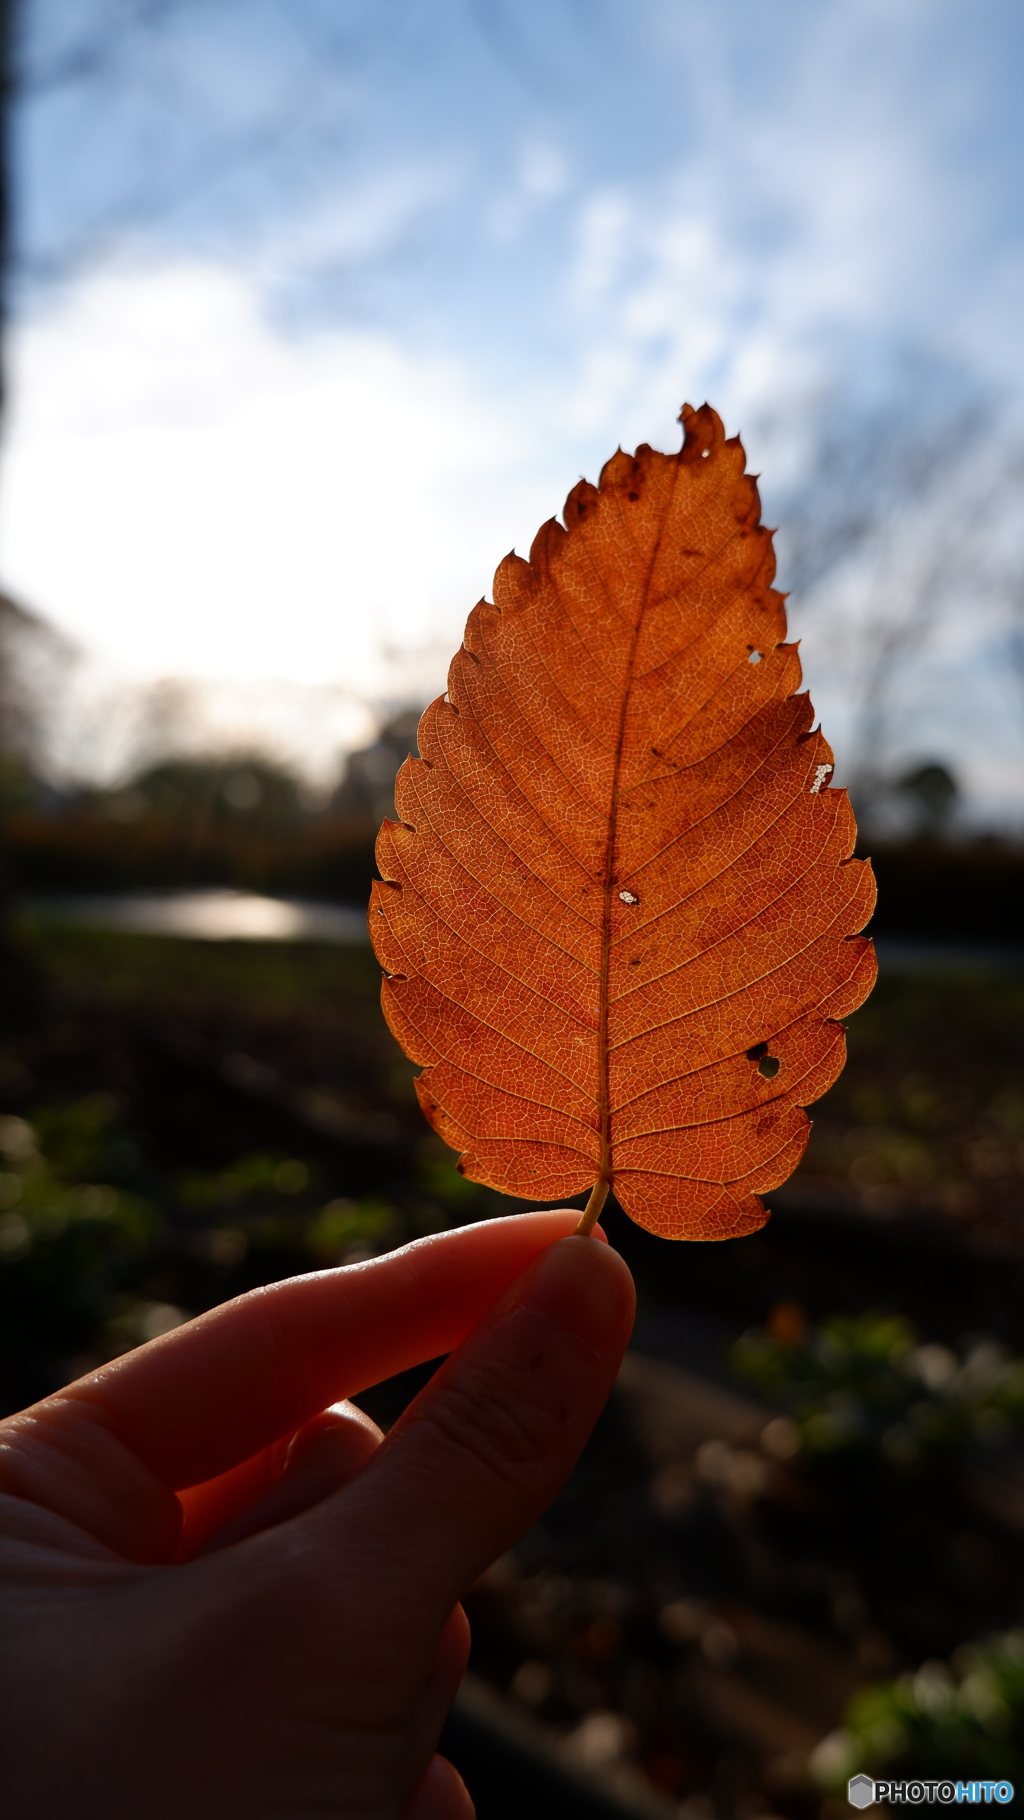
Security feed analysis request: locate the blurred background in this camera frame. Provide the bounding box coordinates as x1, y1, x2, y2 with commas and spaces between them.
1, 4, 1024, 1816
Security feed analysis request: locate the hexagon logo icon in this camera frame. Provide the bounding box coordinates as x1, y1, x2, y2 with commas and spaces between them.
848, 1774, 875, 1809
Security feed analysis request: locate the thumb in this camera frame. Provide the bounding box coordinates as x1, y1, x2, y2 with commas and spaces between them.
310, 1234, 634, 1649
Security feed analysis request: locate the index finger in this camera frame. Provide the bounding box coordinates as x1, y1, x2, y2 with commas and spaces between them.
12, 1211, 601, 1491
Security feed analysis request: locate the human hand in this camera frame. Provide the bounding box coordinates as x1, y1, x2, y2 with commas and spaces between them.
0, 1211, 634, 1819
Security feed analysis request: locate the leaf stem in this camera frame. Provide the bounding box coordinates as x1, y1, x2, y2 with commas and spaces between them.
575, 1178, 610, 1238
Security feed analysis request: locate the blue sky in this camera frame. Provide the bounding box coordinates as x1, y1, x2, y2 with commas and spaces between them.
3, 0, 1024, 809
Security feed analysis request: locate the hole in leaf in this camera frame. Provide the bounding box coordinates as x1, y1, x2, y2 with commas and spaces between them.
618, 890, 639, 905
746, 1042, 768, 1059
747, 648, 762, 664
759, 1055, 781, 1079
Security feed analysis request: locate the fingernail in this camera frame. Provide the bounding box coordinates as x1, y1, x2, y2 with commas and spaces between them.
517, 1236, 633, 1356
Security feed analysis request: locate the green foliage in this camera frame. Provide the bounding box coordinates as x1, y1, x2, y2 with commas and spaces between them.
0, 1086, 410, 1362
179, 1151, 315, 1209
306, 1198, 396, 1263
32, 1093, 141, 1182
802, 970, 1024, 1234
0, 1105, 158, 1342
812, 1631, 1024, 1787
102, 757, 308, 834
176, 1150, 402, 1265
730, 1310, 1024, 1466
416, 1145, 491, 1214
0, 752, 48, 814
19, 923, 384, 1018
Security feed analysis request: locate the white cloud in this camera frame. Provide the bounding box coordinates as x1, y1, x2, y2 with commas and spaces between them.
0, 260, 555, 715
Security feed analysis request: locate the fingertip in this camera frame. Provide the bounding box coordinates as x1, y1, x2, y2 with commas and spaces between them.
518, 1233, 635, 1357
440, 1601, 472, 1675
197, 1403, 383, 1553
401, 1753, 475, 1820
310, 1400, 384, 1450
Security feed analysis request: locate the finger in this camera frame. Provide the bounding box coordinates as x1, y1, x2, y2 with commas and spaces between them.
0, 1211, 598, 1558
176, 1438, 289, 1559
69, 1211, 601, 1485
400, 1605, 471, 1802
189, 1403, 382, 1555
308, 1236, 634, 1660
401, 1755, 475, 1820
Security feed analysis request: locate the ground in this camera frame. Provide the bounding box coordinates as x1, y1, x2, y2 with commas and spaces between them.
3, 918, 1024, 1815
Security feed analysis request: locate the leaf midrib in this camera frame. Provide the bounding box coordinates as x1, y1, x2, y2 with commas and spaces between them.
594, 457, 689, 1189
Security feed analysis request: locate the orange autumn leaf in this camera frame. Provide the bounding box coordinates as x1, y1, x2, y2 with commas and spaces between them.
371, 404, 876, 1241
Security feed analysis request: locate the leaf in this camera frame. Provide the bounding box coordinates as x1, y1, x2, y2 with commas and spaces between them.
371, 405, 876, 1240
